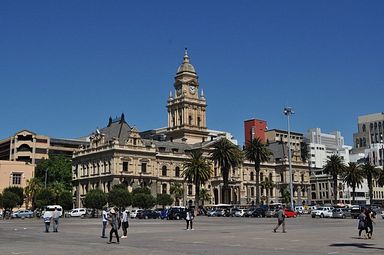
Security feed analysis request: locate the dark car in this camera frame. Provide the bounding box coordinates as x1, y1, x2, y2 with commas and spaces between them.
350, 207, 361, 219
160, 209, 169, 219
167, 207, 186, 220
245, 207, 266, 217
137, 209, 159, 219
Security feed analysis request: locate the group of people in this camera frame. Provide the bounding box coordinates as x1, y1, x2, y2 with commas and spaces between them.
101, 207, 129, 244
42, 207, 61, 233
357, 208, 375, 239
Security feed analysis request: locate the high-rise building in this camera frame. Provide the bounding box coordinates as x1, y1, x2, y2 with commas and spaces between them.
244, 119, 267, 145
353, 112, 384, 153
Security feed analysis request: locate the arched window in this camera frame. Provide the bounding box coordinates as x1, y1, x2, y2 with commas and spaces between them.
260, 172, 264, 182
175, 166, 180, 177
250, 172, 254, 181
362, 124, 366, 132
162, 183, 167, 194
162, 166, 167, 176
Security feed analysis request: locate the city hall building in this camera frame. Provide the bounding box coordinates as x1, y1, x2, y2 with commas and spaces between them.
72, 50, 310, 208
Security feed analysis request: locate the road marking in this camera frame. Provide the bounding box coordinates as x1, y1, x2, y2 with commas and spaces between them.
290, 239, 301, 242
253, 237, 265, 240
192, 241, 206, 244
328, 252, 339, 254
11, 252, 32, 255
274, 248, 285, 250
229, 244, 241, 247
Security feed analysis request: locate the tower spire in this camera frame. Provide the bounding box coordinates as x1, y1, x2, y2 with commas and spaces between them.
183, 48, 189, 63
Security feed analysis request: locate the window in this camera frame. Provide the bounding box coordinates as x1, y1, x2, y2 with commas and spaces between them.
188, 185, 193, 195
260, 173, 264, 182
251, 187, 255, 197
123, 162, 128, 172
162, 184, 167, 194
188, 116, 192, 125
141, 163, 147, 173
175, 166, 180, 177
12, 173, 22, 185
250, 172, 254, 181
162, 166, 167, 176
301, 174, 304, 183
197, 117, 201, 127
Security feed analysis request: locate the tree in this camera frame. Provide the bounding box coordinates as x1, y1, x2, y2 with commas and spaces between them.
343, 162, 364, 204
57, 191, 73, 210
131, 193, 156, 209
2, 191, 19, 211
0, 193, 3, 208
323, 154, 345, 205
50, 181, 66, 205
3, 186, 24, 207
132, 187, 151, 195
199, 188, 211, 206
84, 189, 108, 214
35, 155, 72, 189
35, 188, 55, 209
210, 138, 243, 204
170, 182, 184, 205
362, 160, 380, 205
156, 193, 174, 208
377, 168, 384, 188
182, 150, 211, 207
260, 177, 275, 205
244, 138, 271, 205
280, 187, 291, 205
108, 187, 131, 209
25, 178, 43, 209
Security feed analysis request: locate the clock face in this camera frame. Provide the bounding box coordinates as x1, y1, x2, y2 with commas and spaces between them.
189, 85, 196, 94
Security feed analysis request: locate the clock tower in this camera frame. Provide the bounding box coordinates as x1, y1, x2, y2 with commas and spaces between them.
166, 49, 208, 144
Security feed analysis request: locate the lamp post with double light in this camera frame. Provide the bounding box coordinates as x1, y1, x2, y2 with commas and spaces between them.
284, 106, 294, 210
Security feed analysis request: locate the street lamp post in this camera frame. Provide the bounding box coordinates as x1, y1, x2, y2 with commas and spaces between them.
284, 107, 294, 210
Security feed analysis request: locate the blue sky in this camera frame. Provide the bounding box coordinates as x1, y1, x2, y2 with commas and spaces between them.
1, 1, 383, 146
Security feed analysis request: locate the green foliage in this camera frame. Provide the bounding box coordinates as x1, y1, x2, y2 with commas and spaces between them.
25, 178, 43, 209
2, 191, 19, 210
156, 193, 174, 208
107, 188, 131, 208
362, 160, 381, 205
343, 162, 364, 203
0, 193, 3, 208
132, 187, 151, 195
35, 188, 55, 209
112, 184, 127, 190
170, 182, 184, 200
57, 191, 73, 210
84, 189, 107, 210
280, 188, 291, 205
3, 186, 24, 206
35, 155, 72, 189
132, 193, 155, 209
199, 188, 211, 206
324, 155, 346, 205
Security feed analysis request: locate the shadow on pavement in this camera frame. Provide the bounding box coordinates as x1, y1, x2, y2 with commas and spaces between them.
330, 243, 384, 250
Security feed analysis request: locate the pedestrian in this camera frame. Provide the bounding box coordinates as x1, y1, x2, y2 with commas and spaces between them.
121, 209, 129, 239
52, 207, 61, 232
107, 208, 120, 244
185, 208, 194, 230
43, 210, 52, 233
365, 208, 374, 239
358, 208, 368, 239
273, 205, 286, 233
101, 207, 108, 238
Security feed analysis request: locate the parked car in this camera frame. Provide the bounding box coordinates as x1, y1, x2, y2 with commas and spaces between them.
380, 211, 384, 219
207, 209, 218, 217
294, 206, 304, 214
234, 209, 246, 217
265, 209, 277, 218
160, 209, 169, 219
137, 209, 159, 219
130, 209, 142, 219
70, 208, 87, 217
311, 207, 333, 218
167, 207, 186, 220
11, 209, 34, 218
284, 209, 298, 218
350, 206, 361, 219
245, 207, 266, 217
332, 208, 351, 219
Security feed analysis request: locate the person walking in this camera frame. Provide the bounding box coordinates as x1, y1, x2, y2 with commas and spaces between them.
43, 210, 52, 233
185, 209, 194, 230
365, 208, 374, 239
101, 207, 108, 238
358, 208, 368, 239
107, 208, 120, 244
273, 205, 286, 233
52, 207, 61, 232
121, 209, 129, 239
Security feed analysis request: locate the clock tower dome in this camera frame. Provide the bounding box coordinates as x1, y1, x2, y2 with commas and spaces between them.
166, 49, 208, 144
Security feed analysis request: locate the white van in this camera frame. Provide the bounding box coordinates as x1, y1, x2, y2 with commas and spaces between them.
43, 205, 63, 217
70, 208, 86, 217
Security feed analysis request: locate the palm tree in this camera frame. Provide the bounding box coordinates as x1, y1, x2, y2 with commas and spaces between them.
170, 182, 184, 206
323, 154, 345, 205
182, 150, 212, 208
199, 188, 211, 206
377, 168, 384, 188
210, 138, 243, 204
244, 138, 271, 205
342, 162, 364, 204
24, 178, 43, 209
362, 160, 380, 205
260, 177, 275, 205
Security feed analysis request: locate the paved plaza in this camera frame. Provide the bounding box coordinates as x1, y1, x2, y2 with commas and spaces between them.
0, 215, 383, 255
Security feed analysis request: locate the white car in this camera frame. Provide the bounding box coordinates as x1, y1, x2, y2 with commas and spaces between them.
70, 208, 87, 217
311, 207, 333, 218
130, 209, 142, 219
381, 211, 384, 219
234, 209, 246, 217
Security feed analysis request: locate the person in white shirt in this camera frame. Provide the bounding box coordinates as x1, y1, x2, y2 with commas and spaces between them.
185, 209, 194, 230
121, 209, 129, 238
101, 207, 108, 238
52, 207, 61, 232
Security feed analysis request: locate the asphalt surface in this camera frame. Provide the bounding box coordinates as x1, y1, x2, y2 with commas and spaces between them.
0, 215, 383, 255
